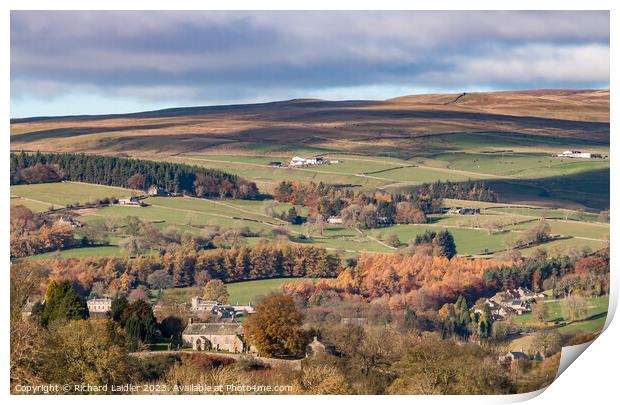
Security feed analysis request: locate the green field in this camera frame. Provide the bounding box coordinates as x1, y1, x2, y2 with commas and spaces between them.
514, 295, 609, 335
25, 245, 123, 260
10, 182, 140, 209
11, 180, 609, 259
367, 224, 506, 255
10, 136, 609, 261
227, 278, 328, 304
159, 277, 330, 306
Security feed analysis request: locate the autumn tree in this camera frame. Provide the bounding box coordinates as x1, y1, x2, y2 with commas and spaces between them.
385, 233, 401, 248
395, 202, 427, 224
531, 301, 549, 323
562, 295, 588, 321
326, 324, 401, 378
10, 261, 46, 321
147, 270, 173, 292
530, 330, 562, 358
294, 363, 351, 394
50, 319, 131, 387
128, 285, 149, 303
126, 173, 146, 190
202, 279, 229, 303
244, 293, 308, 357
10, 319, 52, 390
574, 255, 608, 275
387, 333, 511, 394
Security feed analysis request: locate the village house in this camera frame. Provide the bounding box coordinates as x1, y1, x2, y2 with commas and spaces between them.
190, 297, 220, 312
182, 320, 250, 353
147, 185, 169, 196
341, 317, 368, 326
327, 216, 344, 224
306, 336, 337, 357
483, 288, 545, 318
118, 196, 144, 206
230, 303, 255, 314
87, 297, 112, 314
499, 351, 529, 364
21, 298, 43, 320
56, 216, 83, 228
190, 297, 254, 318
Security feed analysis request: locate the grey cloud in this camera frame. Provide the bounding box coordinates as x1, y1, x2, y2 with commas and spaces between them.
10, 11, 610, 107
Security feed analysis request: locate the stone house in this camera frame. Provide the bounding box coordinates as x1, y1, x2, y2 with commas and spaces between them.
182, 320, 247, 353
118, 196, 144, 206
306, 336, 337, 357
327, 216, 344, 224
147, 185, 169, 196
87, 297, 112, 314
190, 297, 220, 312
499, 351, 529, 364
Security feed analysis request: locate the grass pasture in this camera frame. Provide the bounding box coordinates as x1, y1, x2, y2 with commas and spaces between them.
10, 182, 139, 209
159, 277, 330, 306
25, 245, 123, 260
513, 295, 609, 335
367, 224, 506, 256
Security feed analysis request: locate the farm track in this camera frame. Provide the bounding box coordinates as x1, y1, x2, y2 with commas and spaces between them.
354, 228, 397, 250
147, 201, 282, 229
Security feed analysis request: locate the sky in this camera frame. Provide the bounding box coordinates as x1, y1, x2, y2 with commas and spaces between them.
10, 11, 610, 118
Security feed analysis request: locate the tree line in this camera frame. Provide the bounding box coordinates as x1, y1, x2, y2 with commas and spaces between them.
10, 151, 259, 199
23, 241, 341, 295
272, 179, 497, 229
484, 248, 609, 298
10, 205, 76, 258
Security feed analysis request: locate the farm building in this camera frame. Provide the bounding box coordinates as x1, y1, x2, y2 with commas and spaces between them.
499, 351, 529, 364
484, 288, 545, 317
341, 317, 368, 326
327, 216, 344, 224
555, 150, 605, 159
56, 216, 83, 228
230, 304, 255, 314
147, 185, 169, 196
447, 207, 481, 215
87, 298, 112, 314
118, 196, 144, 206
289, 156, 342, 166
290, 156, 323, 166
190, 297, 253, 317
21, 298, 43, 320
306, 336, 337, 358
182, 320, 248, 352
190, 297, 220, 312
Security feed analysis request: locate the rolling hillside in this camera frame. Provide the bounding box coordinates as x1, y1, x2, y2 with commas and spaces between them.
10, 89, 609, 158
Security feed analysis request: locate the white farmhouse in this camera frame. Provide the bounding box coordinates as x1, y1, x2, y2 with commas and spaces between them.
87, 298, 112, 314
327, 216, 344, 224
190, 297, 220, 312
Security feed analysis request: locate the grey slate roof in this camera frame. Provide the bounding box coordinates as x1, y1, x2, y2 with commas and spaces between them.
183, 322, 243, 336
